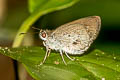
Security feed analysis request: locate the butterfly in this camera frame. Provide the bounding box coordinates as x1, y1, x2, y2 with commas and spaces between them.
39, 16, 101, 65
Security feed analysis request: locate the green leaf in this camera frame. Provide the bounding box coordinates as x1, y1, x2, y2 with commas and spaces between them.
0, 47, 120, 80
28, 0, 79, 13
12, 0, 80, 47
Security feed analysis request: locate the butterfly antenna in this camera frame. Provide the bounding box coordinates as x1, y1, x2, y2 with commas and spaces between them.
19, 32, 26, 35
19, 27, 40, 36
32, 27, 41, 30
19, 32, 39, 36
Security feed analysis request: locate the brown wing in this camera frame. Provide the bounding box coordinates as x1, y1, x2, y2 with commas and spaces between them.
52, 16, 101, 41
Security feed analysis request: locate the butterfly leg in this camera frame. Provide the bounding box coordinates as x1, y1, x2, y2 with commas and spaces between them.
60, 50, 67, 65
41, 47, 51, 65
47, 48, 51, 57
65, 52, 74, 61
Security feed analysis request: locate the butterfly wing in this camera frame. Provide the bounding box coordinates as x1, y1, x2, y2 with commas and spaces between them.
51, 16, 101, 54
52, 16, 101, 41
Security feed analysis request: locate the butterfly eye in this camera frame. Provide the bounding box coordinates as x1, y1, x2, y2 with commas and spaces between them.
41, 32, 46, 38
39, 31, 47, 41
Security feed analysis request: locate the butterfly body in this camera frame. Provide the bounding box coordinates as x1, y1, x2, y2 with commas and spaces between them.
39, 16, 101, 65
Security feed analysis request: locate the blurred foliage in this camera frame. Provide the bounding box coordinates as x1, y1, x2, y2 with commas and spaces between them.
0, 0, 29, 46
1, 0, 120, 41
37, 0, 120, 29
12, 0, 80, 47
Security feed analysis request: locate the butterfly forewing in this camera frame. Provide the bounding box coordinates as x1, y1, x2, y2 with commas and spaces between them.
49, 16, 101, 54
52, 16, 101, 41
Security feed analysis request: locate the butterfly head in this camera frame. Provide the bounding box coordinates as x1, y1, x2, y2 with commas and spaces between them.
39, 29, 48, 41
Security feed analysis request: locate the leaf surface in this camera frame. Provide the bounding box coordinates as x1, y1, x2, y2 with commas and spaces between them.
0, 47, 120, 80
